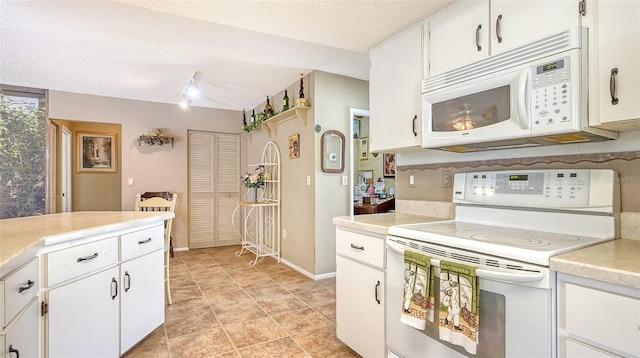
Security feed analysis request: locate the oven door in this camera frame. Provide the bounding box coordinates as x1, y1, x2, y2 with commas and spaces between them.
386, 237, 555, 358
421, 63, 531, 150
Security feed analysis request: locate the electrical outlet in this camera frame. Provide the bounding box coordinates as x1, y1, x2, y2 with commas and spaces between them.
306, 175, 311, 185
342, 176, 348, 186
127, 178, 134, 186
282, 229, 287, 239
409, 172, 417, 188
442, 171, 452, 188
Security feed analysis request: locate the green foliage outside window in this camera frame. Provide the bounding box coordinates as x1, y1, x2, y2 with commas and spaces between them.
0, 93, 47, 219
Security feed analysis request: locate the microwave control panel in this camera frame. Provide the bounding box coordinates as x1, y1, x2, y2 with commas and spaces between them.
452, 169, 617, 210
531, 56, 572, 128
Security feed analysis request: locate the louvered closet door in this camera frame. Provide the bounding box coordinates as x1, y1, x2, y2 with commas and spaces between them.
188, 131, 240, 248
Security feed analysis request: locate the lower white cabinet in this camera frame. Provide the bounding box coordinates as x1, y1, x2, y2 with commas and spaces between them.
557, 273, 640, 357
47, 266, 120, 358
335, 227, 386, 357
4, 299, 39, 358
43, 224, 165, 357
120, 250, 164, 353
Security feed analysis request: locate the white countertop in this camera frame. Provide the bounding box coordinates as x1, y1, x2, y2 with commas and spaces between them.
0, 211, 172, 277
333, 212, 449, 235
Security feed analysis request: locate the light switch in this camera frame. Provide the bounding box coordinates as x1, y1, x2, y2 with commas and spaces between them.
306, 175, 311, 185
342, 176, 348, 186
409, 172, 416, 188
128, 178, 134, 186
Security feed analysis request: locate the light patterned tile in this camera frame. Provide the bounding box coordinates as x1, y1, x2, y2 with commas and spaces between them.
272, 308, 333, 334
312, 301, 336, 322
294, 288, 336, 307
244, 284, 290, 300
279, 279, 324, 294
168, 327, 235, 358
224, 317, 287, 349
164, 298, 220, 338
256, 293, 309, 315
292, 325, 356, 358
122, 326, 168, 358
238, 337, 311, 358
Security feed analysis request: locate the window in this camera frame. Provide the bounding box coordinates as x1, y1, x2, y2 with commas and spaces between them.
0, 87, 47, 218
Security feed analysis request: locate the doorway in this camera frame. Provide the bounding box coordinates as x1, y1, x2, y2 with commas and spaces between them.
350, 108, 396, 215
61, 126, 72, 212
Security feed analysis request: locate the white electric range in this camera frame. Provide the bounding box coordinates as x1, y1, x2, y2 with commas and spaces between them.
386, 169, 619, 358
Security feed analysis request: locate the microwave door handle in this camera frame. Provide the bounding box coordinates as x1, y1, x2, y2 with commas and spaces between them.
386, 241, 544, 284
517, 69, 530, 130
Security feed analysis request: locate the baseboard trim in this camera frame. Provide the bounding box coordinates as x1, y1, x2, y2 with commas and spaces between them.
280, 258, 336, 281
174, 247, 189, 252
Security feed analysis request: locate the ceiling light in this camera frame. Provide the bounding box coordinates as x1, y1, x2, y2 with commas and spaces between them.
179, 71, 198, 108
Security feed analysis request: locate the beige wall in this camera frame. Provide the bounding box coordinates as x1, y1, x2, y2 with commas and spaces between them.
245, 71, 368, 275
48, 91, 242, 249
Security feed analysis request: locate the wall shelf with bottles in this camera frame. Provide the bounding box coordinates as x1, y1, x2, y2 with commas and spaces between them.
242, 106, 311, 141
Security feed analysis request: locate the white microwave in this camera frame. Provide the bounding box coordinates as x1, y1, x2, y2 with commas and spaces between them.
421, 27, 616, 152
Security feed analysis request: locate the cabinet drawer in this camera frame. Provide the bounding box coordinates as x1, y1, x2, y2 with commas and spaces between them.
565, 283, 640, 356
120, 225, 164, 261
2, 258, 39, 328
336, 228, 385, 268
46, 237, 118, 287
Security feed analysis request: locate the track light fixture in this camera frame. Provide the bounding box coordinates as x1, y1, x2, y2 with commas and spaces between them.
179, 71, 199, 109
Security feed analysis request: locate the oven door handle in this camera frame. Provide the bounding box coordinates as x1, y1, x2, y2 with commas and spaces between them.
386, 241, 544, 284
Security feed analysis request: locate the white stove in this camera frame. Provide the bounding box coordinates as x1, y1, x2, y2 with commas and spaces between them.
385, 169, 620, 358
388, 169, 619, 266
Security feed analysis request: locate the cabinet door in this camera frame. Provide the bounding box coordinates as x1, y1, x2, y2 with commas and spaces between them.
490, 0, 580, 55
336, 255, 385, 358
589, 0, 640, 129
428, 0, 489, 77
4, 299, 39, 358
48, 266, 119, 358
120, 250, 164, 354
369, 25, 423, 152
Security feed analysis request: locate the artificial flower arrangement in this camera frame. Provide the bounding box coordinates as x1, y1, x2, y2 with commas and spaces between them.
241, 165, 271, 188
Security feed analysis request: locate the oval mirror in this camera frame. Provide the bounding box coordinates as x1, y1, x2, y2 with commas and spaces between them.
321, 130, 345, 173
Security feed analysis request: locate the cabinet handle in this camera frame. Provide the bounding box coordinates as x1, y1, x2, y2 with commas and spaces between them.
375, 280, 381, 304
496, 15, 503, 43
138, 237, 152, 244
610, 68, 619, 105
8, 345, 19, 358
350, 243, 365, 251
124, 271, 131, 292
18, 279, 35, 293
411, 114, 418, 137
77, 252, 98, 262
111, 277, 118, 300
475, 24, 482, 51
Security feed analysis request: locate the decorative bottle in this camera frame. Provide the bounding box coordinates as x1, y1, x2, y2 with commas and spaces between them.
242, 109, 247, 126
251, 109, 256, 123
264, 96, 274, 118
282, 90, 290, 111
297, 74, 306, 106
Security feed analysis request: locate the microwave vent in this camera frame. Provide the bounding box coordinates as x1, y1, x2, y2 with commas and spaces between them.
542, 134, 592, 144
423, 27, 585, 93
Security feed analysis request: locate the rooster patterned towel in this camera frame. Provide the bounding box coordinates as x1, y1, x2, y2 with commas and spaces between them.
400, 250, 434, 330
439, 260, 480, 355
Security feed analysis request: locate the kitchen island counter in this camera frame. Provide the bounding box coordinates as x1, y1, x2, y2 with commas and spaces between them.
550, 239, 640, 290
0, 211, 172, 277
333, 212, 448, 235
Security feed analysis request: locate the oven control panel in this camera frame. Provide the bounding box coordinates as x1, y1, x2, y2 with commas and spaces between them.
452, 169, 618, 211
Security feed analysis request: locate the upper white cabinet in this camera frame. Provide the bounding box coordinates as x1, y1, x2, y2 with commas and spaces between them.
586, 0, 640, 130
428, 0, 581, 77
369, 24, 423, 152
428, 0, 489, 76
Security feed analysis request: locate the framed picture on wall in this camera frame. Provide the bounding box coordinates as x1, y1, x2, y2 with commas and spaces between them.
360, 137, 369, 160
288, 133, 300, 159
353, 119, 360, 138
77, 132, 117, 173
384, 153, 396, 177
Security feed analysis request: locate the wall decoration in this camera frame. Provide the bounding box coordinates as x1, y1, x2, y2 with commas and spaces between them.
360, 137, 369, 161
288, 133, 300, 159
384, 153, 396, 177
353, 119, 360, 138
358, 170, 374, 185
77, 132, 117, 173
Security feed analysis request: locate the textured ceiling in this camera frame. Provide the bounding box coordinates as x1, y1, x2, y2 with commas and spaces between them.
1, 0, 452, 111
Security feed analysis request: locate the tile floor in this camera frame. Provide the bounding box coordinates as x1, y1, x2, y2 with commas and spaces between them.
123, 245, 361, 358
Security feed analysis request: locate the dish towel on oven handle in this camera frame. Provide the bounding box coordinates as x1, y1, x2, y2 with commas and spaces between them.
439, 260, 480, 355
400, 250, 435, 330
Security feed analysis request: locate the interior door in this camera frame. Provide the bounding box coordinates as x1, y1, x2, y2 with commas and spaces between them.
61, 127, 72, 212
188, 131, 240, 248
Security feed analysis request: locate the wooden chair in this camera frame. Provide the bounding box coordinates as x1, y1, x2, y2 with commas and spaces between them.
135, 192, 177, 305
